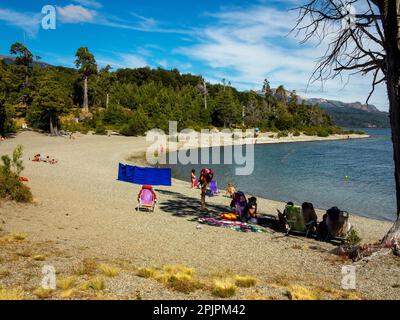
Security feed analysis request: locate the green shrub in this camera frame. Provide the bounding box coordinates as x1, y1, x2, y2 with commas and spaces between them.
120, 109, 150, 137
293, 131, 301, 137
303, 129, 317, 136
61, 122, 90, 134
316, 129, 329, 137
0, 145, 32, 203
277, 131, 289, 138
95, 122, 106, 135
347, 229, 362, 245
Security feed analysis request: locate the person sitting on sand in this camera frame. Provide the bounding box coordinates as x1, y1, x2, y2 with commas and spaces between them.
32, 154, 41, 162
45, 155, 58, 164
302, 202, 318, 230
226, 183, 236, 198
0, 136, 5, 142
242, 197, 258, 224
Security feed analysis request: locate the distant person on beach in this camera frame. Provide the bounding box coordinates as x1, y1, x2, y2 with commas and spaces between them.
199, 168, 214, 210
191, 169, 198, 189
33, 154, 41, 162
45, 156, 58, 164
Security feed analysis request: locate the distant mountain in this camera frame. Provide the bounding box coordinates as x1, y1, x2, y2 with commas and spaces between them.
305, 98, 380, 112
303, 97, 389, 128
257, 90, 389, 128
0, 55, 50, 68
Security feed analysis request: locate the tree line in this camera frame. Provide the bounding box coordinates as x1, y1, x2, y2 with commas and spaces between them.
0, 42, 348, 137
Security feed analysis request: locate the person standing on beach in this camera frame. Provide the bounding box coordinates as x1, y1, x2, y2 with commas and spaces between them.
191, 169, 198, 189
199, 168, 214, 210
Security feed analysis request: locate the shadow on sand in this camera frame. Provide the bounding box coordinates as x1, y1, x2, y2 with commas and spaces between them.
155, 189, 229, 221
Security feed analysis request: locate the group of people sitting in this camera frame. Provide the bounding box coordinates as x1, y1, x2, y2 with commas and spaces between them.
226, 190, 259, 224
223, 182, 351, 240
277, 201, 352, 240
32, 154, 58, 164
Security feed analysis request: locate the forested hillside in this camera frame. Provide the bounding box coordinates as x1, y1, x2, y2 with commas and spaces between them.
0, 43, 353, 137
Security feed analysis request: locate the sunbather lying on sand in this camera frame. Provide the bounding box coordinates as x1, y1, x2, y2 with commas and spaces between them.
44, 155, 58, 164
31, 154, 58, 164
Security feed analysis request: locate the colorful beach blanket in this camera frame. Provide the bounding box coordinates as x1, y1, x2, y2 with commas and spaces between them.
198, 217, 263, 233
118, 164, 172, 186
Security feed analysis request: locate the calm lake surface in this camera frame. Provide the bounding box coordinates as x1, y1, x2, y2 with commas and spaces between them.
168, 128, 396, 221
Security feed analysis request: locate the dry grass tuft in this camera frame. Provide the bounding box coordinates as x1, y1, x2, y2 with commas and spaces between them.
234, 275, 257, 288
137, 265, 201, 294
212, 279, 237, 298
0, 288, 25, 300
245, 293, 268, 300
137, 267, 158, 278
80, 277, 105, 291
33, 287, 53, 299
12, 233, 27, 241
286, 285, 321, 300
99, 264, 120, 277
32, 255, 46, 261
57, 276, 76, 290
59, 289, 77, 299
73, 259, 98, 276
162, 265, 194, 276
164, 273, 201, 294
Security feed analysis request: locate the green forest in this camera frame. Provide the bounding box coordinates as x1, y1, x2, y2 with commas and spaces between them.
0, 42, 356, 138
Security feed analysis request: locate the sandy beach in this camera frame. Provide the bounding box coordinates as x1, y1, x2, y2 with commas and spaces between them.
0, 131, 399, 300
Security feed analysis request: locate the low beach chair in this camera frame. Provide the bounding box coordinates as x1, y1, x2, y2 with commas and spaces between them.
285, 205, 315, 237
285, 205, 306, 234
138, 186, 157, 212
326, 210, 351, 243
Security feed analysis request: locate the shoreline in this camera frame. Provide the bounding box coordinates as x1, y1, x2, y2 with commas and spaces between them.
155, 132, 370, 153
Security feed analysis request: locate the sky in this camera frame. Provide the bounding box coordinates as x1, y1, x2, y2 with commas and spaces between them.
0, 0, 389, 111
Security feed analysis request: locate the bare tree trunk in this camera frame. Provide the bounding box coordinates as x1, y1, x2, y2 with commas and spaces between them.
83, 76, 89, 112
106, 93, 109, 109
381, 0, 400, 244
49, 115, 55, 136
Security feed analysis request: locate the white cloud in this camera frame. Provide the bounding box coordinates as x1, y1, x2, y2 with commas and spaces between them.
179, 4, 389, 110
57, 5, 97, 23
131, 13, 158, 30
96, 52, 148, 69
72, 0, 103, 9
0, 8, 40, 36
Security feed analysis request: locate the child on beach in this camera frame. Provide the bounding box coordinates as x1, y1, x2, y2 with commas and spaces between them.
242, 197, 258, 224
191, 169, 198, 189
226, 183, 236, 198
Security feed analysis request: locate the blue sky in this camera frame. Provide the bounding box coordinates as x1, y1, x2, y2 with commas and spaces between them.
0, 0, 388, 110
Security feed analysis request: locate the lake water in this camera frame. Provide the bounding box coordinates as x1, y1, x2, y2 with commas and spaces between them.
168, 128, 396, 222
